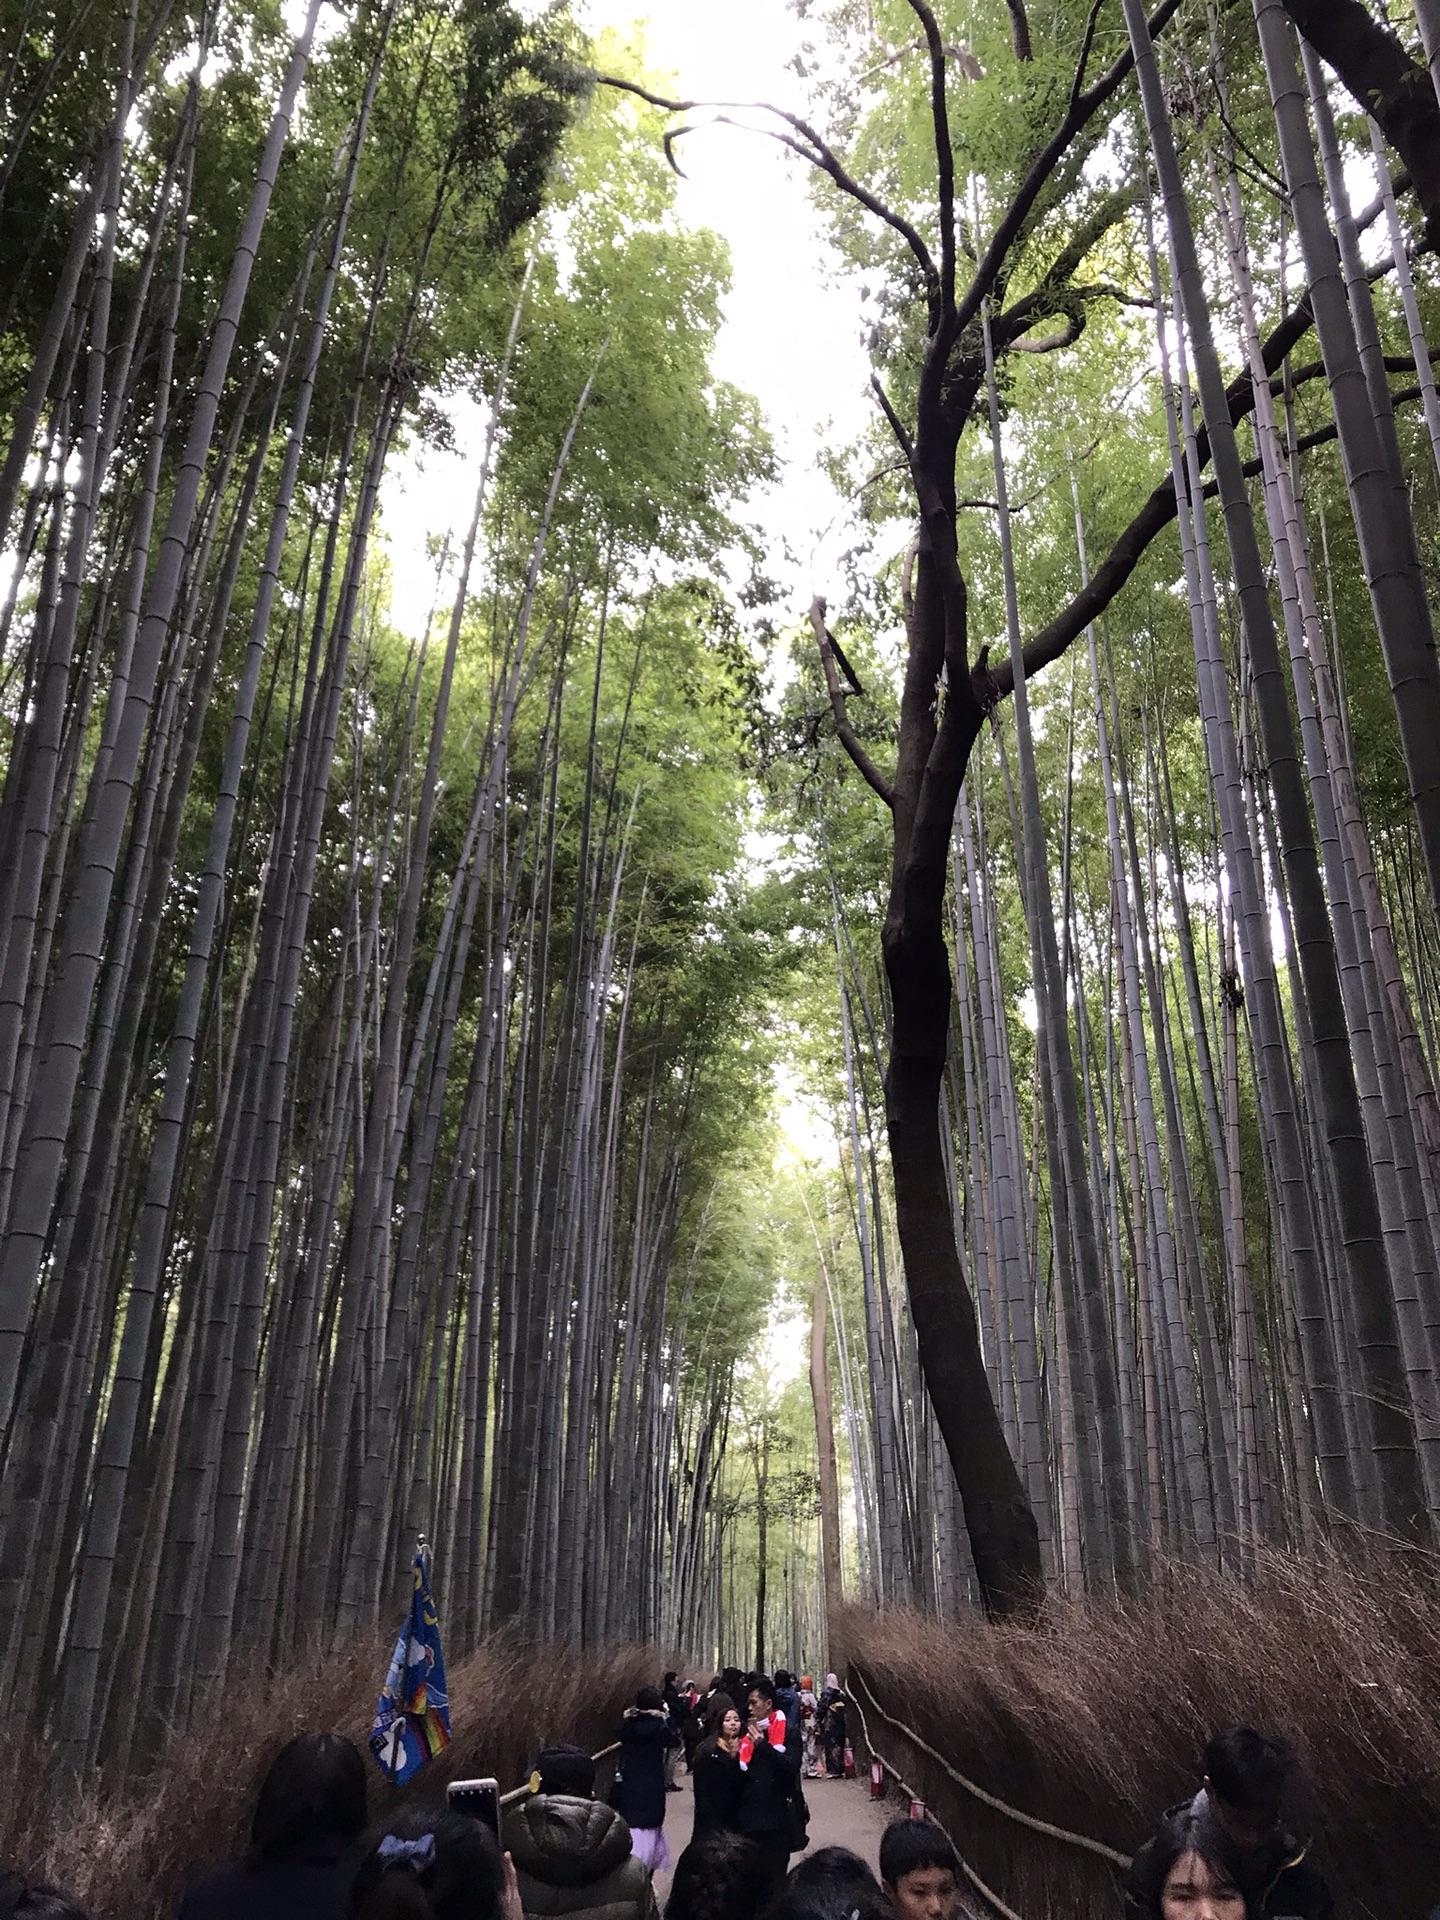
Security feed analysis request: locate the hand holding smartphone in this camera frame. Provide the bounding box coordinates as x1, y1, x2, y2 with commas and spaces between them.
447, 1777, 501, 1836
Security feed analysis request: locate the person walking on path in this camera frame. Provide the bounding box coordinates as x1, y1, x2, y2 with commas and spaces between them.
504, 1746, 655, 1920
797, 1680, 820, 1780
772, 1672, 801, 1733
678, 1683, 704, 1774
818, 1680, 847, 1783
613, 1688, 682, 1873
734, 1676, 803, 1901
661, 1677, 685, 1792
789, 1849, 877, 1896
179, 1732, 367, 1920
691, 1699, 742, 1835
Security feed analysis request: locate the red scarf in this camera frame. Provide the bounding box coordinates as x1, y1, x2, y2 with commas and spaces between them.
738, 1709, 786, 1770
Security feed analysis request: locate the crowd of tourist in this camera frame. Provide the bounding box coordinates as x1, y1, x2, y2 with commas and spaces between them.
0, 1667, 1337, 1920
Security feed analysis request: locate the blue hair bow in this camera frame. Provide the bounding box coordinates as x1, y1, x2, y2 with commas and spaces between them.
378, 1833, 436, 1873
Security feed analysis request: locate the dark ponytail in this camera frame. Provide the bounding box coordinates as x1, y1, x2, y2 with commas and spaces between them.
353, 1875, 434, 1920
349, 1806, 503, 1920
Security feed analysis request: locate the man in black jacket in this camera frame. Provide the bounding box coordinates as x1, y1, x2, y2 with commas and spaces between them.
772, 1670, 801, 1731
735, 1676, 803, 1900
661, 1674, 685, 1789
1125, 1726, 1333, 1920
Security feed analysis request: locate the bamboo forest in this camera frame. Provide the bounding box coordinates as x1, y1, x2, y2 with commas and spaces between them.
6, 0, 1440, 1904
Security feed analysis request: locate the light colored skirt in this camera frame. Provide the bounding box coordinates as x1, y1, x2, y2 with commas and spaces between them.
629, 1827, 671, 1873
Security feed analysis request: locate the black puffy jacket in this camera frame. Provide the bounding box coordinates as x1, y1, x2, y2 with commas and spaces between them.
505, 1793, 656, 1920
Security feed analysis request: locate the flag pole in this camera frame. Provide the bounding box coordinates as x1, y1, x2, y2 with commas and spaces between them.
373, 1531, 447, 1792
390, 1537, 425, 1793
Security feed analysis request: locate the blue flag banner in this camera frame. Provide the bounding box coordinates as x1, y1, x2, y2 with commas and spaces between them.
370, 1545, 451, 1784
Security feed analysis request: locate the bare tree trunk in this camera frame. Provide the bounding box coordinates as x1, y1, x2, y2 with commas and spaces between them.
809, 1263, 843, 1650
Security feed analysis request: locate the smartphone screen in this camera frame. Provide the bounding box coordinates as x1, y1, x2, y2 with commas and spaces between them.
447, 1777, 500, 1836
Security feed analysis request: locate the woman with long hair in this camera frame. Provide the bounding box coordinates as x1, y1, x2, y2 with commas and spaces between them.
348, 1805, 521, 1920
179, 1732, 368, 1920
1124, 1806, 1254, 1920
690, 1697, 741, 1835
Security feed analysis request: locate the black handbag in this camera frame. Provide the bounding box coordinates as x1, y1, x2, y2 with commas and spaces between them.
788, 1782, 810, 1852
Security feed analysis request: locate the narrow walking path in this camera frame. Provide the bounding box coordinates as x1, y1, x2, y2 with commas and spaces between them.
653, 1766, 897, 1908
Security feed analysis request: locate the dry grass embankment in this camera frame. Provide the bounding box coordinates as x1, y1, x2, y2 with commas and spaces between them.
1, 1633, 660, 1920
838, 1550, 1440, 1920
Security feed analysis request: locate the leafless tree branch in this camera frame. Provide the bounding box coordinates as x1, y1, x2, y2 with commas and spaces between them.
808, 597, 895, 808
871, 373, 915, 461
593, 74, 940, 314
906, 0, 956, 318
1068, 0, 1105, 114
1007, 312, 1084, 353
951, 0, 1183, 345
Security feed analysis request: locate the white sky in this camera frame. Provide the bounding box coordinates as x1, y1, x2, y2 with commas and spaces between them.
378, 0, 878, 632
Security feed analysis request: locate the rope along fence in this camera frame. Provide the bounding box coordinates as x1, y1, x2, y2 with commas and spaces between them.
846, 1683, 1023, 1920
849, 1670, 1133, 1871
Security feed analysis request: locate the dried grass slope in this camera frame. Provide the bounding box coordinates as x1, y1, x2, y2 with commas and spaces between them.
1, 1636, 660, 1920
840, 1552, 1440, 1920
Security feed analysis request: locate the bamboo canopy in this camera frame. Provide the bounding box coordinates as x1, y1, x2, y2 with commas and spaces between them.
2, 0, 1440, 1777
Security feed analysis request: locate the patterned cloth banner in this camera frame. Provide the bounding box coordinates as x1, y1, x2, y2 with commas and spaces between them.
369, 1545, 451, 1784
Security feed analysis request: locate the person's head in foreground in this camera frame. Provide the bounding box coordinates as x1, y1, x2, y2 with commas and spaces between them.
664, 1831, 771, 1920
1129, 1807, 1251, 1920
762, 1871, 895, 1920
879, 1818, 961, 1920
635, 1686, 665, 1713
0, 1875, 87, 1920
534, 1745, 595, 1799
252, 1731, 369, 1863
789, 1848, 876, 1894
349, 1807, 504, 1920
1202, 1727, 1291, 1852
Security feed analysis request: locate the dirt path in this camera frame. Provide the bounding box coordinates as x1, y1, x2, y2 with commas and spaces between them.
653, 1765, 898, 1908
